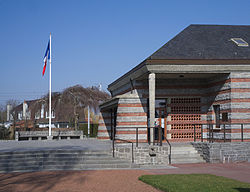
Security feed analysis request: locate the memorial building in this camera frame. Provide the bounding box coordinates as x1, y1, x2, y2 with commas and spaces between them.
98, 24, 250, 143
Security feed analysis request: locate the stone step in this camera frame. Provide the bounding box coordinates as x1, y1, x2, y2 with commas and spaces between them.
0, 150, 112, 155
171, 147, 197, 151
171, 153, 202, 159
0, 156, 115, 163
171, 160, 205, 164
0, 163, 139, 173
171, 150, 198, 155
171, 157, 205, 164
0, 154, 112, 160
0, 159, 130, 167
0, 152, 112, 159
169, 143, 206, 164
0, 148, 137, 173
170, 144, 194, 147
171, 156, 204, 161
0, 149, 111, 154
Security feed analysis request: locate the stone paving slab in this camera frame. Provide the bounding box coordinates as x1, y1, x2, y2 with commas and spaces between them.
0, 139, 112, 152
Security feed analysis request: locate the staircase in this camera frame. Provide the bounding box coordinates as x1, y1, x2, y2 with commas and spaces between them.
0, 149, 138, 173
171, 143, 206, 164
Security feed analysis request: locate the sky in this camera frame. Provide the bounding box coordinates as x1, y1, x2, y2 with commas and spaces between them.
1, 0, 250, 105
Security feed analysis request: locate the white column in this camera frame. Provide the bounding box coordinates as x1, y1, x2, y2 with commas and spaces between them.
149, 73, 155, 144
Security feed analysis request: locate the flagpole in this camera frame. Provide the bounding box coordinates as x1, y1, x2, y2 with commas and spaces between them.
49, 33, 52, 137
88, 105, 90, 137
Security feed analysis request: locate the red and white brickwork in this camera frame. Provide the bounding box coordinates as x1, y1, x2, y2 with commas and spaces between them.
98, 72, 250, 143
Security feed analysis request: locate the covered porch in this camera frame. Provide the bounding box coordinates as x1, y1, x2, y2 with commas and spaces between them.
98, 70, 248, 143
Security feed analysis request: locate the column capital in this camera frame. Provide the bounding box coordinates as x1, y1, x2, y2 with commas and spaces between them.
148, 73, 155, 79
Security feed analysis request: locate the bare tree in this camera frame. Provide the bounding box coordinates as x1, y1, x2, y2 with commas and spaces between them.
0, 104, 6, 123
28, 85, 110, 129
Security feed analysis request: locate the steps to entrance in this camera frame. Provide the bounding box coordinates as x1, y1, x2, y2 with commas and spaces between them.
170, 143, 206, 164
0, 149, 139, 173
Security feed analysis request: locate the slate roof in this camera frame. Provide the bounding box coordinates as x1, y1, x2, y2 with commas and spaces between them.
13, 99, 39, 112
149, 24, 250, 60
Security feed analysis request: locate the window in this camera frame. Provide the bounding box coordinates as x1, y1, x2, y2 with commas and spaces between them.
35, 112, 40, 119
231, 38, 248, 47
26, 111, 31, 119
222, 112, 228, 122
52, 110, 55, 118
41, 104, 44, 118
46, 111, 55, 118
18, 112, 23, 120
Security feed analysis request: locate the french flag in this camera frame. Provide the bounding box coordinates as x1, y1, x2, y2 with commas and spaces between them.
42, 40, 50, 76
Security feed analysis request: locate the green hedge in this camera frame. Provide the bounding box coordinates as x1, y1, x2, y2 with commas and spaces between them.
78, 124, 98, 137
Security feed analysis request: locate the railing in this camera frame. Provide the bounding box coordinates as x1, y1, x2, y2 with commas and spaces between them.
112, 126, 147, 163
111, 123, 250, 163
166, 139, 171, 164
112, 126, 172, 163
192, 123, 250, 143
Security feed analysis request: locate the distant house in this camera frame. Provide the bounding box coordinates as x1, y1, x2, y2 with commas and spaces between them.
11, 85, 110, 130
98, 24, 250, 143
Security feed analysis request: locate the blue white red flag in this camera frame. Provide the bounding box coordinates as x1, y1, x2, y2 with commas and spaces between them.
42, 40, 50, 76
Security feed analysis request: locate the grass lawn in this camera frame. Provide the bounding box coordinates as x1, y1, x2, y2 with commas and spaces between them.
139, 174, 250, 192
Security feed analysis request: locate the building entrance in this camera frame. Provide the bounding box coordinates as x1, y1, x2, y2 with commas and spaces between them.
169, 97, 202, 142
155, 107, 167, 141
154, 99, 167, 142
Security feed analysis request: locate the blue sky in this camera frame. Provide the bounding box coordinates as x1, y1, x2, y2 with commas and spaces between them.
1, 0, 250, 104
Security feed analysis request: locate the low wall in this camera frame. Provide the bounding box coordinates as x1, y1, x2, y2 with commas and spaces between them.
16, 131, 84, 141
114, 144, 169, 165
192, 142, 250, 163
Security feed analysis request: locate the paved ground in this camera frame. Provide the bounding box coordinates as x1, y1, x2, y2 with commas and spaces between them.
145, 162, 250, 183
0, 139, 112, 152
0, 163, 249, 192
0, 170, 159, 192
0, 140, 249, 191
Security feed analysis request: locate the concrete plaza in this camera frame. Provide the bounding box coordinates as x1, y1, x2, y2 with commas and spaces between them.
0, 139, 112, 152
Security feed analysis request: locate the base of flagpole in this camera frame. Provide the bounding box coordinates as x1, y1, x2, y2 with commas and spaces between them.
47, 136, 53, 140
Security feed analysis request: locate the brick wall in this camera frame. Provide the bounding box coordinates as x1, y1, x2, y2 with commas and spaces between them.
100, 72, 250, 142
115, 97, 148, 142
97, 111, 112, 140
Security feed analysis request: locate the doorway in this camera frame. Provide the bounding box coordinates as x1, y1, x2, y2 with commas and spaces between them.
155, 106, 167, 141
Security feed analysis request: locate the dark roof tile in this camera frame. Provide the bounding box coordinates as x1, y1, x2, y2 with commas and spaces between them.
149, 24, 250, 60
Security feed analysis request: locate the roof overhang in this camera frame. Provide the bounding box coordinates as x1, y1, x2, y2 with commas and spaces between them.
108, 59, 250, 92
100, 94, 141, 111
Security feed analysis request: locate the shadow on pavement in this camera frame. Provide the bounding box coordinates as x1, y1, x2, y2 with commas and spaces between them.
0, 171, 89, 192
